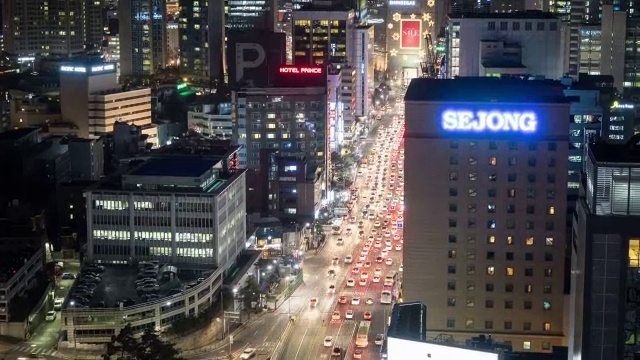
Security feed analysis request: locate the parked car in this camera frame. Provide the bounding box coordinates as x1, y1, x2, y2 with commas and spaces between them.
45, 311, 56, 321
61, 273, 75, 280
53, 298, 64, 310
239, 348, 256, 359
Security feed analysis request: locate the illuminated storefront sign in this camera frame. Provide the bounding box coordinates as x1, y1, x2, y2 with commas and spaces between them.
61, 64, 115, 74
278, 66, 323, 74
441, 110, 538, 133
611, 101, 635, 110
389, 0, 416, 5
400, 20, 422, 49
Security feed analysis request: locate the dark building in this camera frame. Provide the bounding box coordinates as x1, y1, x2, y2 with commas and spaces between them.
570, 138, 640, 360
226, 31, 286, 88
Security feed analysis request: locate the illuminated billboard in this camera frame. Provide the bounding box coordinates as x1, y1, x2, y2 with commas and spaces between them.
388, 0, 416, 5
274, 66, 326, 87
441, 110, 538, 133
60, 64, 116, 74
387, 338, 500, 360
401, 20, 422, 49
278, 66, 323, 74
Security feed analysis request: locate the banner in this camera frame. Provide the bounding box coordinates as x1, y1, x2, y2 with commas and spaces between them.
400, 20, 422, 49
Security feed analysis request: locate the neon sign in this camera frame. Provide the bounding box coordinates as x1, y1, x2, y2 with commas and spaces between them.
278, 66, 323, 74
61, 64, 115, 73
389, 0, 416, 5
442, 110, 538, 133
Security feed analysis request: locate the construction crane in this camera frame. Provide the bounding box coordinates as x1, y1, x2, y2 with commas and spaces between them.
420, 33, 438, 78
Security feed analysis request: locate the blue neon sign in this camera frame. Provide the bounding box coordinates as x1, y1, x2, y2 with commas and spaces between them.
441, 110, 537, 133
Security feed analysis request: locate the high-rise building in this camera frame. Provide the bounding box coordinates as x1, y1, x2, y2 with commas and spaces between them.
570, 139, 640, 360
1, 0, 86, 56
84, 0, 104, 49
403, 77, 569, 352
444, 12, 566, 79
59, 62, 157, 143
228, 0, 277, 30
350, 25, 373, 119
119, 0, 167, 76
178, 0, 210, 79
292, 7, 355, 66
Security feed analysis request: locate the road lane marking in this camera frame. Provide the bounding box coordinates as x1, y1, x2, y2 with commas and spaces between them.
293, 327, 309, 359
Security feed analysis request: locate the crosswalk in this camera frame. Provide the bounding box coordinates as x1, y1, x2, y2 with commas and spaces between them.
12, 344, 59, 357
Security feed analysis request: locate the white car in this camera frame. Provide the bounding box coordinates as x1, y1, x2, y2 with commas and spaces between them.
45, 310, 56, 321
399, 264, 404, 272
345, 310, 354, 319
395, 244, 402, 251
53, 298, 64, 310
328, 285, 336, 293
374, 268, 382, 276
324, 336, 333, 347
240, 348, 257, 359
347, 279, 356, 287
344, 255, 353, 264
359, 278, 367, 286
373, 221, 381, 227
372, 275, 381, 283
381, 249, 389, 257
351, 297, 361, 305
385, 258, 393, 266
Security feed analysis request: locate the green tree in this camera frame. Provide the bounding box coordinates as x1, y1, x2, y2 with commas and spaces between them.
240, 277, 261, 312
103, 324, 182, 360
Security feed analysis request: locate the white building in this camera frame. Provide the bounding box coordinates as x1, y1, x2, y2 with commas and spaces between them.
403, 77, 569, 352
445, 11, 566, 79
188, 104, 233, 139
59, 63, 158, 145
86, 155, 246, 269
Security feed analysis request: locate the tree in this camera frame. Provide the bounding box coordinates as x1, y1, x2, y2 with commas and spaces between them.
240, 277, 261, 312
103, 324, 182, 360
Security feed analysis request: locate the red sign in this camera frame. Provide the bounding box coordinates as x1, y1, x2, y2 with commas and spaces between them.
278, 66, 323, 74
401, 20, 422, 49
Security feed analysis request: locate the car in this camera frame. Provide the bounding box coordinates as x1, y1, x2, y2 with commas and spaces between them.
360, 271, 369, 279
364, 311, 372, 320
338, 296, 348, 304
395, 244, 402, 251
324, 336, 333, 347
358, 254, 366, 261
381, 249, 389, 257
366, 298, 374, 305
328, 269, 336, 278
399, 264, 404, 272
53, 298, 64, 310
372, 275, 381, 283
374, 268, 382, 276
332, 256, 340, 264
376, 256, 383, 263
352, 266, 361, 274
344, 255, 353, 264
364, 261, 372, 268
337, 238, 344, 245
45, 310, 56, 321
375, 334, 385, 345
328, 285, 336, 293
359, 278, 367, 286
385, 258, 393, 266
239, 348, 257, 359
331, 347, 342, 357
351, 297, 360, 305
332, 311, 341, 320
354, 349, 363, 359
347, 279, 355, 287
310, 297, 318, 307
349, 217, 357, 223
345, 310, 354, 319
61, 273, 75, 279
361, 248, 369, 256
374, 241, 382, 248
346, 228, 352, 235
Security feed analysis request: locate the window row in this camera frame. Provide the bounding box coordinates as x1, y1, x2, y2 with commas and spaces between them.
448, 235, 555, 246
449, 203, 556, 215
447, 297, 553, 310
448, 219, 557, 231
446, 318, 553, 332
447, 264, 553, 277
448, 249, 554, 261
450, 156, 557, 167
449, 188, 557, 199
446, 281, 553, 294
450, 140, 557, 151
449, 171, 557, 183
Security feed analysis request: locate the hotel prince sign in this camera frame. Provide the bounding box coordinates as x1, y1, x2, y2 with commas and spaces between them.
441, 109, 538, 133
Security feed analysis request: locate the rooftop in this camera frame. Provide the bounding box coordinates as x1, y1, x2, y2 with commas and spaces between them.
387, 301, 427, 342
0, 128, 40, 142
449, 10, 558, 20
589, 136, 640, 164
129, 157, 219, 178
404, 77, 569, 103
0, 246, 39, 284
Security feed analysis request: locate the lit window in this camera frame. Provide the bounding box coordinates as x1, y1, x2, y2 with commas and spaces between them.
70, 214, 74, 220
266, 133, 276, 139
506, 236, 514, 245
489, 157, 497, 166
543, 322, 551, 331
523, 341, 531, 350
267, 113, 276, 119
252, 133, 261, 139
69, 204, 74, 209
487, 266, 495, 275
448, 250, 457, 259
545, 237, 554, 246
266, 123, 276, 129
543, 301, 551, 310
506, 267, 514, 276
525, 237, 534, 246
487, 235, 496, 244
548, 206, 555, 215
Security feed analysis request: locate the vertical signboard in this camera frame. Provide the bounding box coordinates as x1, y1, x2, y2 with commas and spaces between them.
400, 20, 422, 49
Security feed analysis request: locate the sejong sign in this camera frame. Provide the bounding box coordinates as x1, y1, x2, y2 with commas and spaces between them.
441, 109, 538, 133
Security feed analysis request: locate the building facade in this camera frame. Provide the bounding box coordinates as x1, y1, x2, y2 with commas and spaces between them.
570, 140, 640, 360
293, 8, 355, 66
445, 12, 566, 79
188, 103, 233, 139
85, 156, 246, 270
178, 0, 210, 79
119, 0, 167, 76
403, 77, 569, 352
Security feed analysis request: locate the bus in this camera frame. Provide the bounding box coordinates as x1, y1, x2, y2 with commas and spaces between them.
332, 225, 343, 235
384, 271, 397, 287
380, 290, 392, 304
355, 321, 371, 347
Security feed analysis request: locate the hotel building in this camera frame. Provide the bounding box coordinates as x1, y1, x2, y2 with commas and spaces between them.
85, 152, 246, 270
403, 77, 569, 352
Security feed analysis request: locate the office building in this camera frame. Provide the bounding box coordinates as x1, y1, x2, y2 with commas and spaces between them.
1, 0, 96, 56
166, 22, 179, 66
68, 138, 105, 181
327, 67, 344, 149
339, 66, 356, 147
119, 0, 167, 76
403, 77, 569, 352
188, 102, 233, 139
85, 152, 246, 269
84, 0, 104, 49
444, 12, 566, 79
228, 0, 276, 31
293, 8, 355, 66
178, 0, 210, 79
351, 25, 374, 119
59, 62, 158, 144
569, 139, 640, 360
